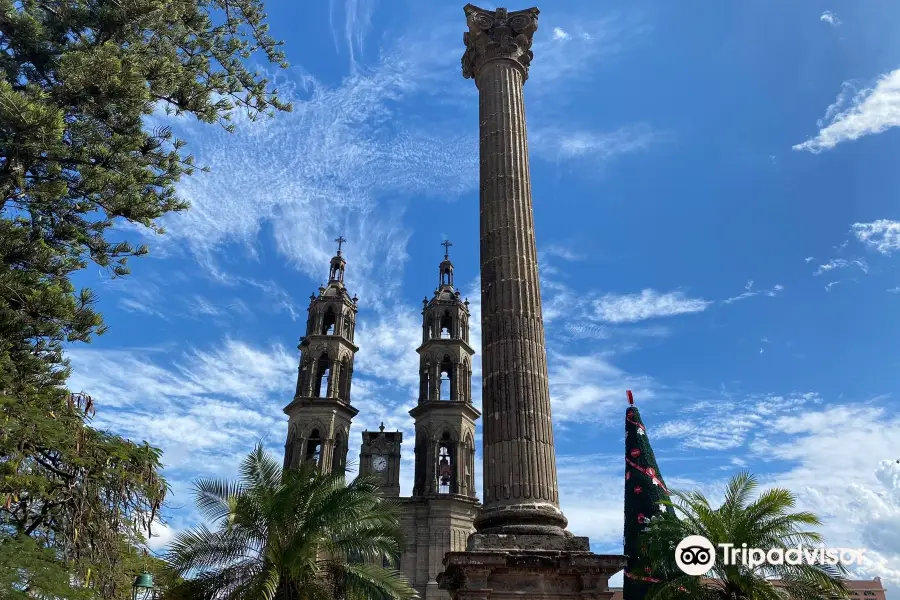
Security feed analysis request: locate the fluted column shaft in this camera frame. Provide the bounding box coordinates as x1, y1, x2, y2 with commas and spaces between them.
471, 58, 566, 535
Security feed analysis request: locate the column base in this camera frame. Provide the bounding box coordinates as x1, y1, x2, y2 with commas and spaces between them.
473, 503, 569, 537
438, 534, 626, 600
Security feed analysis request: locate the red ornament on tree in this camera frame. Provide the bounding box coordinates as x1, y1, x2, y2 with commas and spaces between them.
634, 485, 642, 494
630, 448, 641, 458
625, 471, 631, 480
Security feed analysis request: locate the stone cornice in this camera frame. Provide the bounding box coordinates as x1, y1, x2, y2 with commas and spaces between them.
415, 336, 476, 357
408, 400, 481, 421
283, 397, 359, 418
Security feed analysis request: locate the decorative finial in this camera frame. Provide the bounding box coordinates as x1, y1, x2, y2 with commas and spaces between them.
442, 239, 453, 259
379, 422, 385, 432
626, 390, 634, 405
335, 235, 346, 255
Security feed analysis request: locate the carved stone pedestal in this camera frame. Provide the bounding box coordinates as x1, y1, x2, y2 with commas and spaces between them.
438, 535, 626, 600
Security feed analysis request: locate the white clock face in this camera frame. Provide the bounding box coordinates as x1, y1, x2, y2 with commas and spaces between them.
373, 455, 387, 472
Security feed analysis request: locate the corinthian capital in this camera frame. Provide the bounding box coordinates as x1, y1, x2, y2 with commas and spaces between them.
461, 4, 539, 82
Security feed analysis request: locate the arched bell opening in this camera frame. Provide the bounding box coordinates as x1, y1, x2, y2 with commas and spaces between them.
321, 308, 336, 335
338, 357, 349, 399
331, 433, 345, 473
464, 432, 476, 496
314, 352, 331, 398
440, 312, 454, 339
437, 431, 457, 494
305, 429, 322, 466
342, 311, 353, 339
421, 361, 432, 402
439, 356, 454, 401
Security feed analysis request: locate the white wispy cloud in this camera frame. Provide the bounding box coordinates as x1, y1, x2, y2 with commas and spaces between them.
552, 27, 571, 41
557, 453, 624, 544
102, 277, 169, 319
814, 258, 869, 276
144, 6, 650, 304
548, 351, 656, 423
590, 289, 712, 323
853, 219, 900, 255
530, 12, 650, 88
655, 392, 822, 450
793, 69, 900, 153
67, 340, 297, 480
530, 124, 659, 164
143, 23, 477, 303
329, 0, 376, 70
751, 406, 900, 584
723, 280, 785, 304
820, 11, 842, 26
542, 244, 584, 262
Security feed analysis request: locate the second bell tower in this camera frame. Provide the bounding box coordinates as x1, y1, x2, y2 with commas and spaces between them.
283, 237, 359, 475
410, 241, 480, 498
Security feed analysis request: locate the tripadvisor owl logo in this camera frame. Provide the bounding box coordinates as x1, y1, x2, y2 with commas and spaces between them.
675, 536, 716, 576
674, 535, 866, 576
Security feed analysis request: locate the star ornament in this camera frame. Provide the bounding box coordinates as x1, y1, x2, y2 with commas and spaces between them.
636, 427, 646, 436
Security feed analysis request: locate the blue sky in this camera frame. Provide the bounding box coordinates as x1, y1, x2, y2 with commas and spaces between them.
67, 0, 900, 589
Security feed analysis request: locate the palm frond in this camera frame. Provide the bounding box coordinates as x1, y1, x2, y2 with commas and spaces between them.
240, 442, 283, 492
337, 561, 419, 600
192, 477, 247, 525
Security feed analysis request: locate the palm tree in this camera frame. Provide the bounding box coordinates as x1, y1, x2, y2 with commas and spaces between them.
162, 444, 417, 600
639, 472, 850, 600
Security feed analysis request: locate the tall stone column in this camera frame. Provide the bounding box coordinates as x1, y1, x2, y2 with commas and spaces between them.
462, 3, 564, 537
439, 5, 626, 597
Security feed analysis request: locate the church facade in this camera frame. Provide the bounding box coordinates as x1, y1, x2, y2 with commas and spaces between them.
283, 239, 480, 599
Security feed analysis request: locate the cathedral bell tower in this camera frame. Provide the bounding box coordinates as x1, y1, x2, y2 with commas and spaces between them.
283, 236, 359, 475
410, 241, 480, 498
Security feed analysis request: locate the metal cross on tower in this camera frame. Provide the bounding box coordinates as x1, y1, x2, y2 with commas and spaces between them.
335, 235, 346, 254
442, 239, 453, 258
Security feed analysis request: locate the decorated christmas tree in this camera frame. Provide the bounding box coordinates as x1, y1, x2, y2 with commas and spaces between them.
623, 390, 674, 600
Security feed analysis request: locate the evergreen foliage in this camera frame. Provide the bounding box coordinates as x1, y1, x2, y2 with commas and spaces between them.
1, 0, 290, 596
163, 444, 418, 600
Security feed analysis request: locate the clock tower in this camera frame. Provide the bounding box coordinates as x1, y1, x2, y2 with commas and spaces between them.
359, 423, 402, 497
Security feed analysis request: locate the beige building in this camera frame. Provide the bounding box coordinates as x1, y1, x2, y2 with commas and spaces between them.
283, 242, 479, 599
